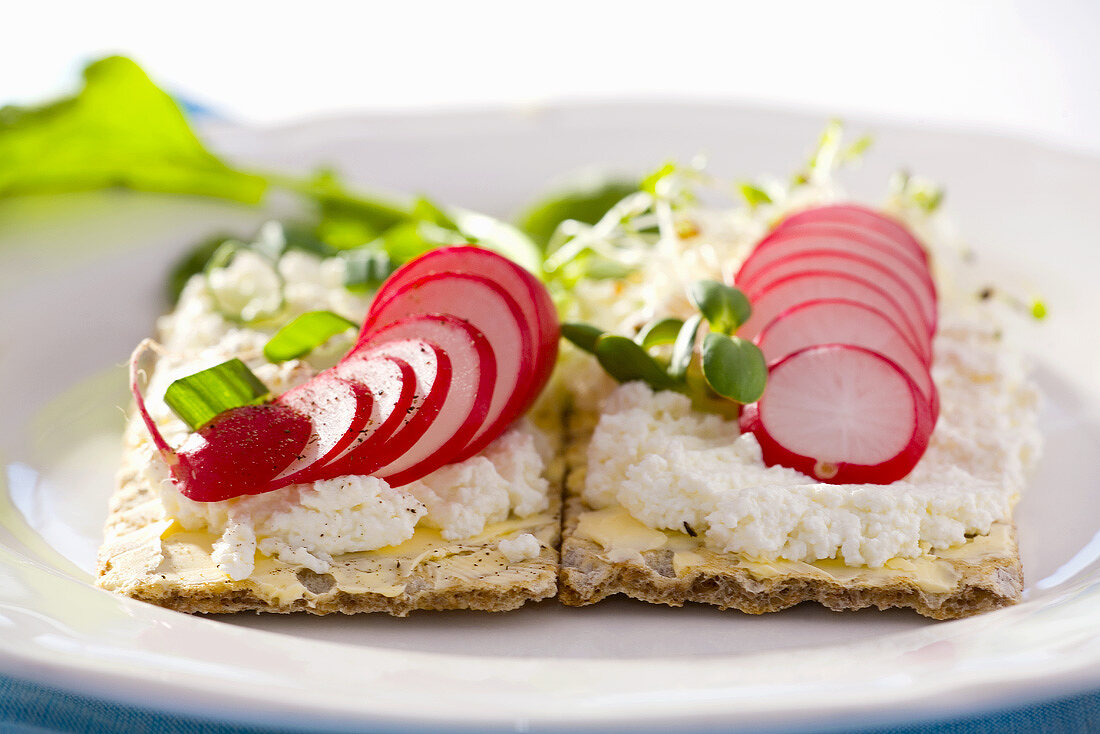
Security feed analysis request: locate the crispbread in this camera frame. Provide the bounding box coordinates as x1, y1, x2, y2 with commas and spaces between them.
558, 409, 1023, 620
97, 416, 563, 616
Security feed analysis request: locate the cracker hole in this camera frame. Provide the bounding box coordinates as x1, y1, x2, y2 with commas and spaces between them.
295, 568, 336, 594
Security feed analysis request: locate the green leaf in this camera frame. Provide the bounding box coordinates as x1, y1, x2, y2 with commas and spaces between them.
164, 358, 272, 430
843, 134, 873, 161
688, 280, 752, 334
701, 333, 767, 404
561, 323, 605, 354
636, 317, 685, 349
669, 313, 703, 381
263, 310, 359, 363
342, 248, 395, 292
0, 57, 266, 202
517, 177, 639, 251
411, 195, 461, 230
594, 335, 675, 390
738, 183, 772, 208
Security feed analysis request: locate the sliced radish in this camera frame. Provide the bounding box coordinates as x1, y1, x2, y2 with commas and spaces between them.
331, 354, 417, 460
774, 204, 928, 263
363, 273, 532, 462
359, 315, 496, 485
739, 249, 935, 333
754, 299, 936, 411
737, 271, 931, 361
740, 344, 934, 484
737, 227, 936, 312
369, 246, 559, 412
129, 342, 313, 502
266, 372, 375, 488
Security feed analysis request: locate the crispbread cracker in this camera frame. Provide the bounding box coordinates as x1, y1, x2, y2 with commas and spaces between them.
97, 419, 563, 616
558, 410, 1023, 620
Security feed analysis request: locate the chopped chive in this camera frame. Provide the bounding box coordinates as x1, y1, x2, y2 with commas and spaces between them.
164, 358, 271, 431
738, 183, 772, 208
264, 310, 359, 363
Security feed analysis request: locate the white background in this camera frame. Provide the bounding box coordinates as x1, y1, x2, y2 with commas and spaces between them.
3, 0, 1099, 154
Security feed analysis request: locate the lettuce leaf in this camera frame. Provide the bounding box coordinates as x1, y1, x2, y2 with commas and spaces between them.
0, 56, 266, 202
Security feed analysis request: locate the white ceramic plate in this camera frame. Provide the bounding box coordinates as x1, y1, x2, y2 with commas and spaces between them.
2, 103, 1100, 733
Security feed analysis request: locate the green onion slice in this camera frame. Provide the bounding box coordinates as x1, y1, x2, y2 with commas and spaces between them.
164, 358, 272, 430
700, 333, 767, 404
264, 310, 359, 363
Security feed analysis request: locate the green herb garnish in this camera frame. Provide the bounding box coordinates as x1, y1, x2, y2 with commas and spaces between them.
738, 183, 773, 208
635, 317, 684, 349
562, 280, 768, 411
688, 280, 752, 335
164, 358, 271, 430
889, 170, 945, 214
518, 177, 641, 252
263, 310, 359, 363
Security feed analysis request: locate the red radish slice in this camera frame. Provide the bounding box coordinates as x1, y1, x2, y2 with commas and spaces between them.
363, 273, 531, 462
741, 251, 935, 336
361, 315, 496, 485
737, 271, 931, 361
128, 342, 312, 502
754, 299, 937, 412
775, 204, 928, 262
737, 227, 936, 312
331, 355, 417, 460
369, 246, 559, 412
741, 344, 934, 484
266, 372, 376, 487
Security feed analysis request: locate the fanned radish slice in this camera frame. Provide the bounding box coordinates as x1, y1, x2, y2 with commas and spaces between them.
363, 273, 530, 462
331, 355, 417, 460
775, 204, 928, 263
266, 372, 375, 488
364, 315, 496, 485
755, 299, 936, 410
739, 249, 936, 333
737, 271, 931, 361
174, 405, 315, 501
737, 228, 936, 313
368, 246, 559, 411
741, 344, 934, 484
128, 342, 312, 502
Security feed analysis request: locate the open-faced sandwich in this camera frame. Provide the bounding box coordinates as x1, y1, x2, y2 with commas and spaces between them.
99, 228, 566, 615
553, 134, 1041, 620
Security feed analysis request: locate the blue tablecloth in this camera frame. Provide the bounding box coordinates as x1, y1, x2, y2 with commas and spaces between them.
2, 673, 1098, 734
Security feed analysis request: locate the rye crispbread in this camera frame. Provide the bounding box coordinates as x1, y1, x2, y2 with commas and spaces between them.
96, 418, 563, 616
558, 409, 1023, 620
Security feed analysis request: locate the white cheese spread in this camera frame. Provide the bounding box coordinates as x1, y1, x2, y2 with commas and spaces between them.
583, 315, 1040, 567
498, 533, 542, 562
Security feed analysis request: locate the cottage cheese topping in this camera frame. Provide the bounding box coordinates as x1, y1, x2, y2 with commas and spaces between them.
583, 315, 1040, 567
138, 239, 553, 580
498, 533, 542, 562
